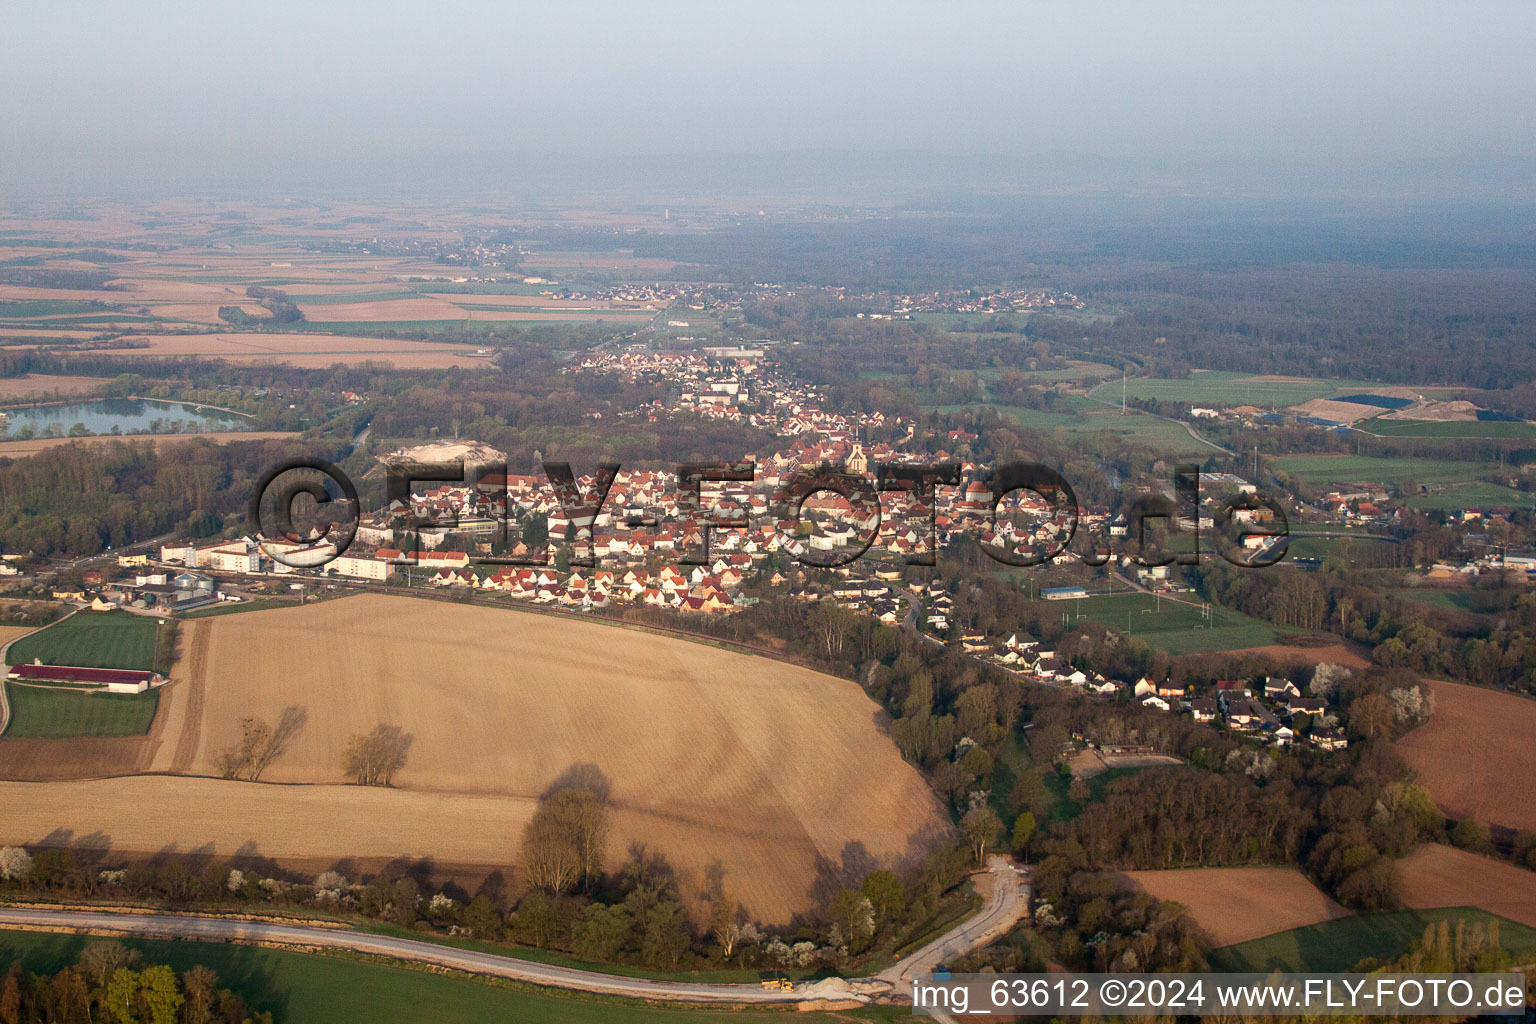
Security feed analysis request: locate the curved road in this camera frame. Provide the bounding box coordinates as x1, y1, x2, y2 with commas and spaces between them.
0, 858, 1026, 1006
877, 856, 1025, 991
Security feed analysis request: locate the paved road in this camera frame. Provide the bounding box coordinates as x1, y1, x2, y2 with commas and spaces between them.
877, 856, 1025, 992
0, 906, 803, 1004
0, 860, 1029, 1005
899, 591, 923, 631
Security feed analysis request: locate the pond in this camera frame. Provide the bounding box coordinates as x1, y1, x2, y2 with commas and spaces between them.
0, 398, 249, 438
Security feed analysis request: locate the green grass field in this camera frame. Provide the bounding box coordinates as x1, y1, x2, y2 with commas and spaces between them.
0, 299, 109, 317
1211, 908, 1536, 972
1390, 588, 1477, 612
1360, 417, 1536, 439
1269, 455, 1490, 488
1406, 482, 1532, 512
1066, 592, 1277, 653
182, 598, 294, 619
928, 397, 1210, 456
1120, 371, 1387, 407
290, 290, 421, 305
1, 681, 158, 737
0, 932, 900, 1024
1286, 535, 1401, 565
5, 610, 159, 670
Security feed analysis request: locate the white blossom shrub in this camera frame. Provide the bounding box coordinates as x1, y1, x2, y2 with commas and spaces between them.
0, 846, 33, 882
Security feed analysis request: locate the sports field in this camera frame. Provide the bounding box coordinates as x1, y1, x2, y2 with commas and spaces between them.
0, 931, 901, 1024
1211, 907, 1536, 972
0, 595, 948, 923
5, 611, 158, 671
2, 682, 158, 737
1067, 592, 1277, 653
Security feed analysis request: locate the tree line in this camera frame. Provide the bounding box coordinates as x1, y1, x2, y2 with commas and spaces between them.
0, 941, 269, 1024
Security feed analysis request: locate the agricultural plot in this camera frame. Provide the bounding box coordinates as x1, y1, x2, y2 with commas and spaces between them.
1406, 483, 1531, 512
5, 611, 158, 671
1395, 845, 1536, 928
1067, 592, 1277, 653
1268, 455, 1489, 488
71, 333, 496, 369
0, 431, 300, 460
1116, 867, 1349, 946
2, 683, 158, 737
1121, 372, 1388, 407
1394, 679, 1536, 832
1, 595, 948, 923
1389, 587, 1476, 612
1212, 907, 1536, 972
1361, 417, 1536, 439
931, 399, 1208, 456
0, 374, 109, 401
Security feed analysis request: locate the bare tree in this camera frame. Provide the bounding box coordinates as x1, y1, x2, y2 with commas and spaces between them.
960, 805, 1002, 865
215, 716, 277, 781
710, 895, 744, 958
520, 784, 609, 893
78, 941, 140, 989
341, 724, 412, 786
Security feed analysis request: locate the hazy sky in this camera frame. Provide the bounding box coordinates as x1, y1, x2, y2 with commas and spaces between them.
5, 0, 1536, 195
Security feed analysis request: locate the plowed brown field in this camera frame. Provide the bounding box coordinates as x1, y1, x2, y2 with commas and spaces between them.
1396, 845, 1536, 927
1395, 680, 1536, 831
0, 595, 948, 921
1117, 867, 1350, 946
71, 333, 494, 369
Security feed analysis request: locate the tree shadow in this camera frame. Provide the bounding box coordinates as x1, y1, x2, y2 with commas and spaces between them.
542, 762, 611, 801
808, 840, 877, 909
266, 705, 308, 763
473, 870, 508, 904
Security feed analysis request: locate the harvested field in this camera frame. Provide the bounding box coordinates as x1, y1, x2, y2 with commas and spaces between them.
0, 374, 107, 401
1202, 642, 1372, 671
422, 293, 659, 309
1117, 867, 1350, 946
463, 309, 656, 322
1, 595, 948, 922
1395, 845, 1536, 928
70, 333, 495, 369
1395, 680, 1536, 832
0, 626, 37, 648
0, 432, 300, 459
295, 297, 467, 322
0, 736, 153, 779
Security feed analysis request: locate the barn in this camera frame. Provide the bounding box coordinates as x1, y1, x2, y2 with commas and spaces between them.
7, 663, 162, 695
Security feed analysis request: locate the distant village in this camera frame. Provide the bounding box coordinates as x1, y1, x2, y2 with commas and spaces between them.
16, 348, 1435, 758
